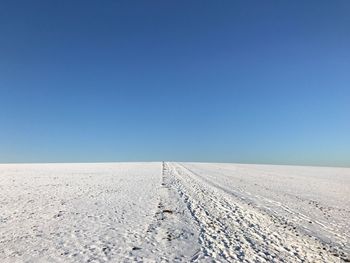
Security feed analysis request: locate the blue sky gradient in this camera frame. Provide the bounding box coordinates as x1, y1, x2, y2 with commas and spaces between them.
1, 1, 350, 166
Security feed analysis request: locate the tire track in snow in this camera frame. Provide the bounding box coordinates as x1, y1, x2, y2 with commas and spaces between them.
182, 163, 350, 256
167, 162, 343, 262
129, 162, 200, 262
178, 163, 350, 262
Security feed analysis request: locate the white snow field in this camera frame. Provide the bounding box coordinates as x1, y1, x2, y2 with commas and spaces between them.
0, 162, 349, 262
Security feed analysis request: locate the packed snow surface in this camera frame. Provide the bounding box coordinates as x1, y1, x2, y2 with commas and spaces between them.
0, 162, 349, 262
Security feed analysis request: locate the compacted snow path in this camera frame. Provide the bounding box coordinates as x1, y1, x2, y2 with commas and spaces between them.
161, 163, 349, 262
179, 162, 350, 259
130, 162, 200, 262
0, 162, 349, 262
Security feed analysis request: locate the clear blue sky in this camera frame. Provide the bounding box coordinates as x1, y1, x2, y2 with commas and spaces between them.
1, 1, 349, 166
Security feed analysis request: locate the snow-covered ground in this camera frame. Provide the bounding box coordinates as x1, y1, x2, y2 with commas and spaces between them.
0, 163, 161, 262
0, 162, 349, 262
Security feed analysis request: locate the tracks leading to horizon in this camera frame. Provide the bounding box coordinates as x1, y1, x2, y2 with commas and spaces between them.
3, 163, 348, 262
133, 162, 347, 262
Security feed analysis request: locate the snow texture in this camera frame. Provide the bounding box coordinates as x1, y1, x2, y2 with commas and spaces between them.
0, 162, 349, 262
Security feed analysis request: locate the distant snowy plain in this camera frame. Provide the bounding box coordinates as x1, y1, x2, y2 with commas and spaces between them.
0, 162, 349, 262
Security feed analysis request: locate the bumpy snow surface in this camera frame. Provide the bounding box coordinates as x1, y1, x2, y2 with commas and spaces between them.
0, 162, 349, 262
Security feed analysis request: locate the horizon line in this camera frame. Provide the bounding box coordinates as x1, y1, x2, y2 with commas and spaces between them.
0, 160, 349, 169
